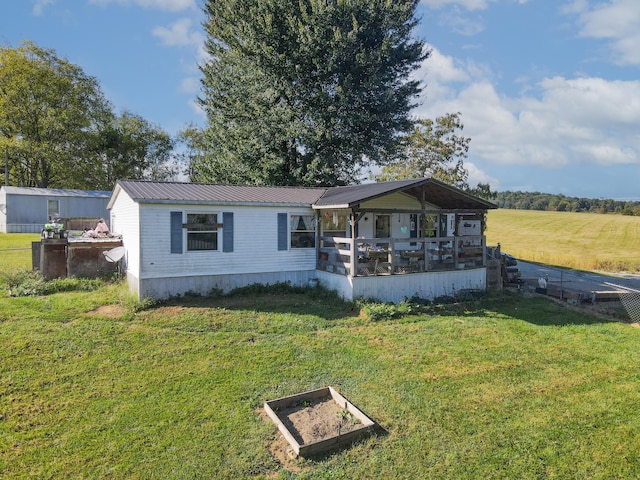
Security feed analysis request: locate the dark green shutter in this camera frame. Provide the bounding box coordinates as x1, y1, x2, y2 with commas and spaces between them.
170, 211, 183, 254
223, 212, 233, 252
277, 213, 288, 251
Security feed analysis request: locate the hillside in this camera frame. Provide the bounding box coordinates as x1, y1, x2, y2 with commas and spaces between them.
486, 209, 640, 273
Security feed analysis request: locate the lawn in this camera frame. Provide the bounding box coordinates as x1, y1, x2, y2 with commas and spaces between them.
0, 233, 40, 275
486, 209, 640, 272
2, 234, 640, 478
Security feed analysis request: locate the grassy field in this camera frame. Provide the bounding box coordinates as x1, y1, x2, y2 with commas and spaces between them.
486, 209, 640, 273
3, 233, 640, 478
0, 233, 40, 275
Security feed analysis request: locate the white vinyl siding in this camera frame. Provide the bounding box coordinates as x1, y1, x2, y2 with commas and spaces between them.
136, 205, 316, 277
108, 190, 141, 286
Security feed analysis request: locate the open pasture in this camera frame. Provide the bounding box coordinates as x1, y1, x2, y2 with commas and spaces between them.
486, 209, 640, 273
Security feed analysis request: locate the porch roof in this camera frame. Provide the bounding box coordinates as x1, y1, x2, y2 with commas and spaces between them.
314, 178, 497, 211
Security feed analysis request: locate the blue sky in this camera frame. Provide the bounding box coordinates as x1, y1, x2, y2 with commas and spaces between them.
3, 0, 640, 200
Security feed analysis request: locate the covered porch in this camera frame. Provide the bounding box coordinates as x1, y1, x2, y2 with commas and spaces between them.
316, 223, 485, 278
311, 178, 494, 279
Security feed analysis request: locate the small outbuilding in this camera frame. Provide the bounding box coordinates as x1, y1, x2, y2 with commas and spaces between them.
108, 178, 496, 303
0, 186, 111, 233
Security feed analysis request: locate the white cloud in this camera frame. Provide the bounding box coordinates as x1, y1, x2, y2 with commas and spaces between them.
414, 46, 640, 175
88, 0, 196, 12
439, 8, 486, 35
179, 76, 199, 94
570, 0, 640, 65
32, 0, 54, 16
466, 161, 500, 189
153, 18, 203, 47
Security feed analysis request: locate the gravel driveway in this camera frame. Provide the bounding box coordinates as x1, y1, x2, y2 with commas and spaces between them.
517, 261, 640, 294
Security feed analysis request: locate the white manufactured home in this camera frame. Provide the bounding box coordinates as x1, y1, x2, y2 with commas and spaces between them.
108, 178, 496, 303
0, 186, 111, 233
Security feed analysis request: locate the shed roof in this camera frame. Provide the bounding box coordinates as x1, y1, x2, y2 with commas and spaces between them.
1, 186, 111, 198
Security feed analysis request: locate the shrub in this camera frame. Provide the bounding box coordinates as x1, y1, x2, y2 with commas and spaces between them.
4, 270, 105, 297
358, 299, 413, 321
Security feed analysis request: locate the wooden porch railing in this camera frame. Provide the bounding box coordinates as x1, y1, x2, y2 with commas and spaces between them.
317, 236, 486, 277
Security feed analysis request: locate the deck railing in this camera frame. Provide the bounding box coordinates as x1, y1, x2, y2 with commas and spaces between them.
317, 235, 486, 277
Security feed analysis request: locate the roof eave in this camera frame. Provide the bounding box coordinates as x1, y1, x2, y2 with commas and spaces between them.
133, 199, 314, 208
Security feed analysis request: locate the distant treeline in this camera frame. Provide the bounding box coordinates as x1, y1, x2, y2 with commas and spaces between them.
494, 191, 640, 216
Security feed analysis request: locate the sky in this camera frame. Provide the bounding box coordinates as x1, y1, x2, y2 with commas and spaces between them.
2, 0, 640, 200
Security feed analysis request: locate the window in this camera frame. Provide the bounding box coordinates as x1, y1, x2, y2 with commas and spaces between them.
321, 212, 349, 238
423, 215, 437, 237
47, 199, 59, 220
186, 213, 218, 251
375, 215, 390, 238
290, 214, 315, 248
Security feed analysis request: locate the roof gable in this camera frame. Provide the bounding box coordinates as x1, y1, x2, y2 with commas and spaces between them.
316, 178, 496, 211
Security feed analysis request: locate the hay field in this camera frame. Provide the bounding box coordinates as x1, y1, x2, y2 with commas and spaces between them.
486, 209, 640, 273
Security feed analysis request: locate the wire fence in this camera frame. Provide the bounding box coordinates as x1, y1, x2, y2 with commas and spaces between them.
619, 290, 640, 323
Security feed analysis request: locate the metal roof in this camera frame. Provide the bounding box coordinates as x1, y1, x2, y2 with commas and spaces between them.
109, 178, 496, 211
1, 186, 111, 198
110, 180, 327, 207
315, 178, 497, 210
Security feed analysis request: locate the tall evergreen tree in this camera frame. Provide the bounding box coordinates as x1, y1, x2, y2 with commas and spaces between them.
196, 0, 427, 186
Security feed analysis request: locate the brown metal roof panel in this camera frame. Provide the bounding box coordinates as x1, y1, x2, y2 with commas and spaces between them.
115, 180, 326, 205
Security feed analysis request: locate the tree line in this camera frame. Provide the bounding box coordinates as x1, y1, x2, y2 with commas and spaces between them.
0, 41, 181, 190
495, 191, 640, 216
3, 1, 491, 196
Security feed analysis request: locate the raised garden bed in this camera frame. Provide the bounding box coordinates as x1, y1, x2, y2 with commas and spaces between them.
264, 386, 376, 457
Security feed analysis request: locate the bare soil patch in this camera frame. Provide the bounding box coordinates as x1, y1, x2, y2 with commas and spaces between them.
260, 394, 365, 472
87, 304, 127, 318
277, 395, 362, 446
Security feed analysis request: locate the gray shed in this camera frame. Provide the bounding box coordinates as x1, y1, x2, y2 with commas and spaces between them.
0, 186, 111, 233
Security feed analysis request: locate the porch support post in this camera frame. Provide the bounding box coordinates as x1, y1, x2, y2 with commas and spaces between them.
315, 211, 321, 270
350, 209, 357, 277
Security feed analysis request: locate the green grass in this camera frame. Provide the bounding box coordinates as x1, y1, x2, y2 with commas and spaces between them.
3, 235, 640, 478
0, 233, 40, 277
486, 209, 640, 272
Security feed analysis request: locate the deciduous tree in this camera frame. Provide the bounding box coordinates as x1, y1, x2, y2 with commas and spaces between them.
85, 111, 178, 190
376, 112, 471, 188
0, 41, 111, 188
0, 41, 179, 190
